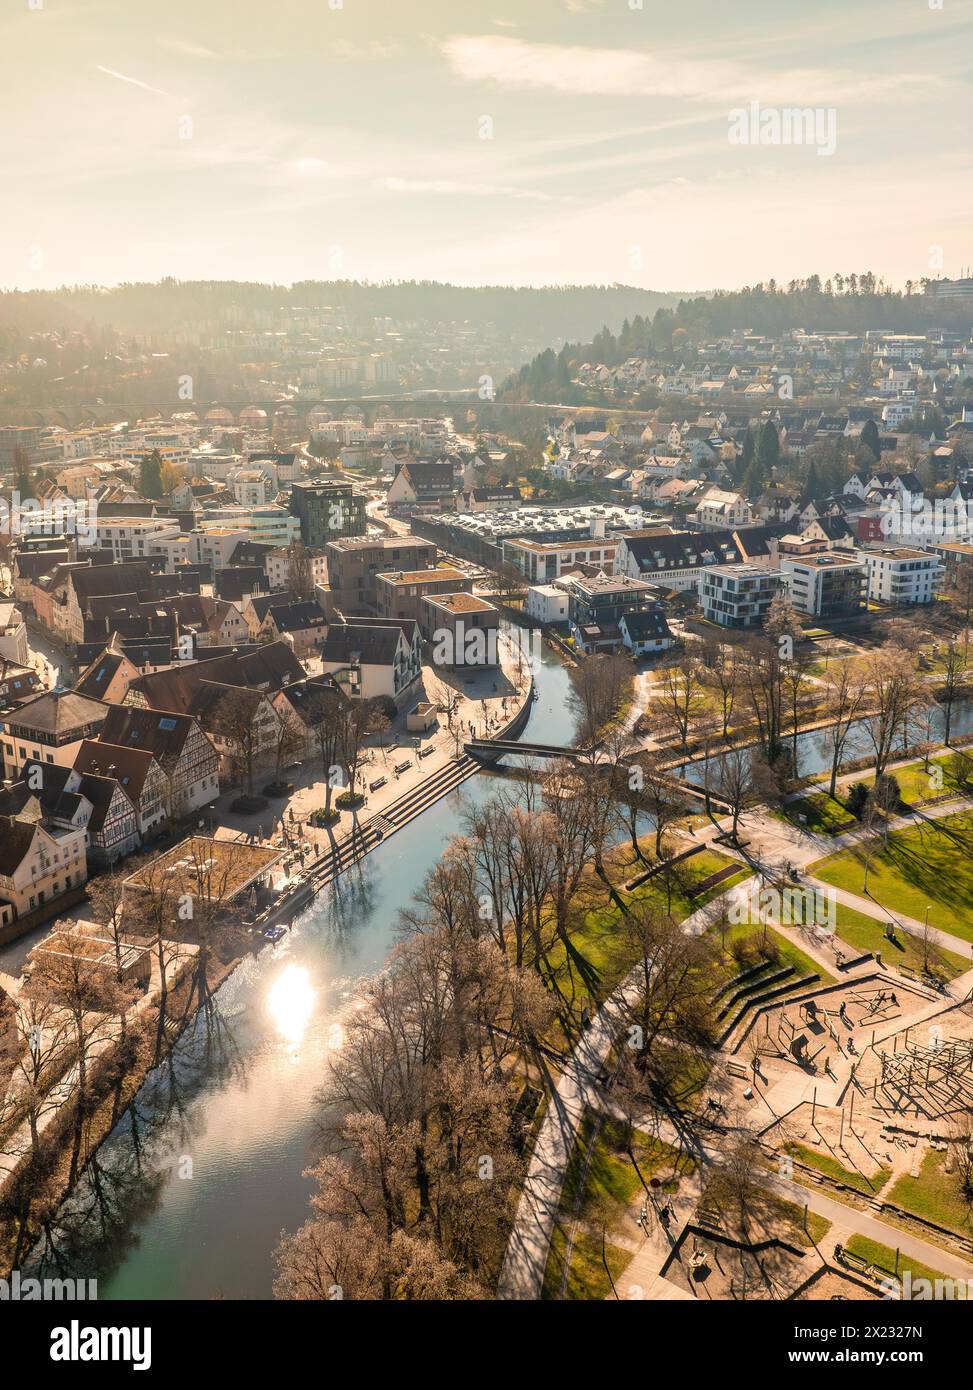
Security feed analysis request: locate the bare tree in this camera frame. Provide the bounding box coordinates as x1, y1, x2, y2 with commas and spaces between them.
213, 686, 266, 798
569, 653, 632, 745
656, 653, 705, 753
862, 644, 928, 777
306, 684, 346, 820
939, 638, 970, 746
286, 540, 315, 601
822, 657, 870, 797
701, 641, 741, 739
0, 992, 71, 1163
25, 927, 136, 1182
272, 703, 307, 790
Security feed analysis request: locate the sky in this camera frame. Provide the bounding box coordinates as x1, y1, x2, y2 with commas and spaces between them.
3, 0, 972, 292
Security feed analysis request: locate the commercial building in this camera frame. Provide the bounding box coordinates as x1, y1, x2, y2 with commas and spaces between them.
375, 567, 470, 624
289, 479, 366, 548
421, 593, 501, 667
324, 536, 438, 613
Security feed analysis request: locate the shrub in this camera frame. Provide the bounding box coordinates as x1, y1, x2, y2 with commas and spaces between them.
845, 782, 870, 819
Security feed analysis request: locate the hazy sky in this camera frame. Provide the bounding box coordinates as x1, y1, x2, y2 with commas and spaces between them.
4, 0, 971, 292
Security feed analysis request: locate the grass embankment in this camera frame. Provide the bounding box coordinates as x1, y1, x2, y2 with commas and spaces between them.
542, 1112, 695, 1299
783, 1141, 892, 1197
833, 903, 967, 981
542, 1226, 633, 1300
845, 1234, 948, 1287
545, 840, 748, 1041
889, 1150, 973, 1238
812, 809, 973, 945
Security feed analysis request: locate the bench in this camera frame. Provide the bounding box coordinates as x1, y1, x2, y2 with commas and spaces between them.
418, 746, 435, 759
369, 776, 388, 792
394, 760, 412, 774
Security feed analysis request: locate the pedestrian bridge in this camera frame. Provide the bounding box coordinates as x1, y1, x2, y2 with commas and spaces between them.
464, 738, 732, 812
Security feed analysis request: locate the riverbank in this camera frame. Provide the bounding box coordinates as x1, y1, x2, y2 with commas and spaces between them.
3, 636, 537, 1285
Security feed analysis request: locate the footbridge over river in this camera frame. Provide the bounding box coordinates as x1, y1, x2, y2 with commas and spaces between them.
464, 738, 733, 813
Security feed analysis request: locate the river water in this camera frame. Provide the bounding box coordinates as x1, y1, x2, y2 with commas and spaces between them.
681, 696, 973, 786
29, 659, 972, 1298
27, 642, 579, 1299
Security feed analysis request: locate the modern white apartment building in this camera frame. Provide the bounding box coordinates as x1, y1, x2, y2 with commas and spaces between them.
864, 547, 942, 605
778, 551, 867, 618
700, 563, 784, 629
86, 516, 182, 562
199, 506, 299, 547
525, 583, 570, 625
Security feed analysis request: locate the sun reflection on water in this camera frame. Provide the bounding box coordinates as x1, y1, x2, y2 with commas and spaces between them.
267, 965, 316, 1050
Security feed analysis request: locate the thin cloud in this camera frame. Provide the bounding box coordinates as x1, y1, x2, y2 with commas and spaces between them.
383, 176, 554, 201
441, 34, 932, 106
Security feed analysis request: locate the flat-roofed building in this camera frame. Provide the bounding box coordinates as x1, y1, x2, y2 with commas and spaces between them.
421, 593, 501, 667
864, 546, 942, 605
375, 567, 470, 623
324, 536, 438, 613
562, 571, 662, 654
779, 550, 867, 618
700, 562, 785, 629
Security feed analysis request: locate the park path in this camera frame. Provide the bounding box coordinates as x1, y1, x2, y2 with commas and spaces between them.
500, 788, 973, 1300
497, 890, 729, 1300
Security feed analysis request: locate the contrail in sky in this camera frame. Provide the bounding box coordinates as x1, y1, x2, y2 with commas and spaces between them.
95, 65, 170, 97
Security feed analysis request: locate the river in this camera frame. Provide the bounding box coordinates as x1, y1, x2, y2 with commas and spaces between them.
26, 640, 579, 1299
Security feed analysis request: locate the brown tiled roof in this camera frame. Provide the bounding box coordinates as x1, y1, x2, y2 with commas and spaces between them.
3, 690, 108, 736
98, 704, 197, 762
126, 639, 304, 712
74, 739, 154, 802
0, 817, 36, 875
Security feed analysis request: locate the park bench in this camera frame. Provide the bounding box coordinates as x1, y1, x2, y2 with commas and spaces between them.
394, 760, 412, 774
726, 1059, 751, 1079
369, 776, 388, 792
418, 745, 435, 759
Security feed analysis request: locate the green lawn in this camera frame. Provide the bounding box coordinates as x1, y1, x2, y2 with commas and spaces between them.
845, 1234, 948, 1287
784, 1141, 892, 1196
857, 751, 973, 807
889, 1150, 973, 1237
811, 810, 973, 945
834, 903, 968, 981
719, 919, 834, 985
782, 793, 857, 835
777, 1197, 832, 1249
561, 1112, 694, 1219
547, 844, 749, 1028
542, 1226, 634, 1300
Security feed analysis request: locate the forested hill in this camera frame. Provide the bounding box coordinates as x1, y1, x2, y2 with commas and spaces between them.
658, 275, 973, 337
0, 279, 689, 342
502, 275, 973, 401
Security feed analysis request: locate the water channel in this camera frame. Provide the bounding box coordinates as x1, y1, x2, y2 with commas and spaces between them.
27, 641, 579, 1299
26, 652, 973, 1298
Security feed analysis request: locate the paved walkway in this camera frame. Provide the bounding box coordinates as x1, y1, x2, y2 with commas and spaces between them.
498, 892, 720, 1300
500, 787, 973, 1300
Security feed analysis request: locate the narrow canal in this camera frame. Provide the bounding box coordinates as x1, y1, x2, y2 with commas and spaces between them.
28, 640, 579, 1299
680, 696, 973, 786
